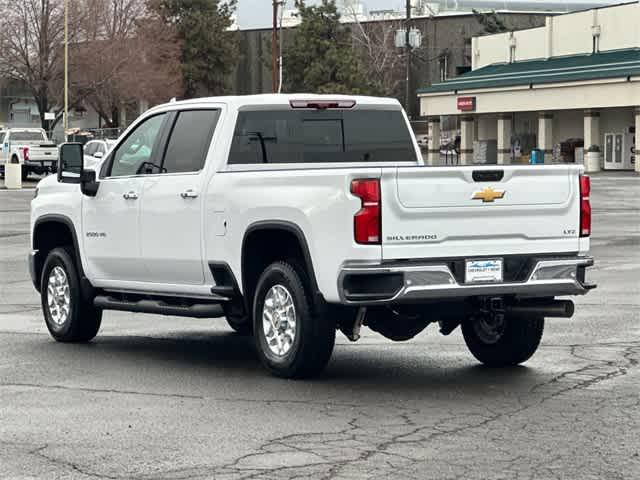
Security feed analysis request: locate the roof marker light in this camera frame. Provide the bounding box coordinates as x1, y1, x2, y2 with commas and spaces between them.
289, 99, 356, 110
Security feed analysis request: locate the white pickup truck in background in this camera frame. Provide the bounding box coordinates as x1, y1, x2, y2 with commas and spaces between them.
0, 128, 58, 180
30, 94, 595, 378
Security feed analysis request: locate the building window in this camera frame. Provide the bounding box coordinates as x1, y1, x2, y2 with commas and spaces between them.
439, 55, 449, 82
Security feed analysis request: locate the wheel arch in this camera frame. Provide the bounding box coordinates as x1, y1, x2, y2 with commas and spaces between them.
241, 221, 321, 310
32, 214, 94, 299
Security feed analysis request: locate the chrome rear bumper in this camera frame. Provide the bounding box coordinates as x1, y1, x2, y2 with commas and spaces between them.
338, 256, 595, 305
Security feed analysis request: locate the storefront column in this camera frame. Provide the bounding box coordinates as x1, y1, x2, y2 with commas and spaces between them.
497, 113, 512, 165
460, 115, 475, 165
635, 107, 640, 173
583, 109, 601, 173
427, 117, 441, 166
538, 113, 554, 163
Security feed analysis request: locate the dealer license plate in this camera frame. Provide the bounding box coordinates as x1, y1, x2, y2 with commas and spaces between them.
465, 259, 503, 283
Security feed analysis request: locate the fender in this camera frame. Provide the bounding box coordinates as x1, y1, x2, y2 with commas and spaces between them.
241, 220, 321, 297
32, 214, 95, 300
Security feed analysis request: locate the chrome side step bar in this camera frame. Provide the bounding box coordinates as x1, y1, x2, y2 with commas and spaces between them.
94, 295, 225, 318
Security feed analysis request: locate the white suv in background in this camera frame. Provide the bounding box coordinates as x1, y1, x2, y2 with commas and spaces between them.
83, 139, 116, 168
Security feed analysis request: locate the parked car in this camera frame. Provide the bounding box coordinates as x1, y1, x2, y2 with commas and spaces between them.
83, 139, 116, 169
0, 128, 58, 179
30, 94, 595, 378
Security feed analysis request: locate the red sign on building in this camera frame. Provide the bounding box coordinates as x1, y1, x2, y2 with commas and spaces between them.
457, 96, 476, 112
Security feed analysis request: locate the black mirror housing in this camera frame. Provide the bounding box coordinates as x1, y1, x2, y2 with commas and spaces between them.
58, 143, 84, 184
58, 142, 100, 196
80, 170, 99, 197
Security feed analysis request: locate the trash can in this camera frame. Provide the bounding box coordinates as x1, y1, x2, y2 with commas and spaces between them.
530, 149, 544, 165
4, 158, 22, 189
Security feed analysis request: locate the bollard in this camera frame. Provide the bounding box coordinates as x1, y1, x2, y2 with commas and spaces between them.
4, 159, 22, 189
584, 151, 601, 173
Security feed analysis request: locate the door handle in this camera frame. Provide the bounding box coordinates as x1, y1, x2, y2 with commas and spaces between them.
180, 189, 199, 199
123, 191, 138, 200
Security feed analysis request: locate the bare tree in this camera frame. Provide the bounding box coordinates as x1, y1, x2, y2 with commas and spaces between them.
350, 18, 406, 97
0, 0, 82, 129
71, 0, 182, 128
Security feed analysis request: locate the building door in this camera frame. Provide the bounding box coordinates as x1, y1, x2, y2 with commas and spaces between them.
604, 133, 625, 170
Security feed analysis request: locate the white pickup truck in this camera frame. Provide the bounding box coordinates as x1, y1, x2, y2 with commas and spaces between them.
0, 128, 59, 179
29, 94, 595, 378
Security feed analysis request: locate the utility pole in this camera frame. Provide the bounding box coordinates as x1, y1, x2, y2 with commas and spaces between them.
405, 0, 412, 119
64, 0, 69, 139
272, 0, 278, 93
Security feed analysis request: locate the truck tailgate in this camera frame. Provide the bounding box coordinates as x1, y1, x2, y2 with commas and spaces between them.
27, 145, 58, 161
381, 165, 582, 260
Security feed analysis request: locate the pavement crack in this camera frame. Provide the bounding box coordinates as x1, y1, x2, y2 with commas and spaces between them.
0, 382, 205, 400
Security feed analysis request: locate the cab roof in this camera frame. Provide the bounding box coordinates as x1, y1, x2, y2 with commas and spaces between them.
149, 94, 402, 113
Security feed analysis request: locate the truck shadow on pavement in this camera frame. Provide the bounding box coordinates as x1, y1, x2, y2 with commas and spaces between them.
45, 328, 541, 395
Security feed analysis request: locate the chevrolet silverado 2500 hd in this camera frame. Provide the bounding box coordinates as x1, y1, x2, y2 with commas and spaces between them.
30, 94, 595, 378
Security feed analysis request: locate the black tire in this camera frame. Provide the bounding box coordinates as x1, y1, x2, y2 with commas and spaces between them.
462, 314, 544, 367
253, 261, 335, 379
40, 247, 102, 343
225, 314, 253, 335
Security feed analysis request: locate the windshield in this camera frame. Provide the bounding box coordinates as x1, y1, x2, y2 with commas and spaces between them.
11, 131, 46, 142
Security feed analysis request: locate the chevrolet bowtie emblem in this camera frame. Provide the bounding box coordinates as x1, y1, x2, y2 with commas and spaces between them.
472, 186, 505, 203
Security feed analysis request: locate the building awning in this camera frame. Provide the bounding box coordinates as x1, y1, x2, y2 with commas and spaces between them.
418, 48, 640, 95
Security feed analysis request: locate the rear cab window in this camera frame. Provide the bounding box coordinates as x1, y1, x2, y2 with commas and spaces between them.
10, 131, 46, 142
228, 107, 417, 165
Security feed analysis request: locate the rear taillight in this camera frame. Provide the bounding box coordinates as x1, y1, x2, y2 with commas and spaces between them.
351, 179, 381, 244
579, 175, 591, 237
22, 147, 29, 161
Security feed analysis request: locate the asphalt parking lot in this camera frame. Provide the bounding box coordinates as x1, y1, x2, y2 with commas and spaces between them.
1, 173, 639, 479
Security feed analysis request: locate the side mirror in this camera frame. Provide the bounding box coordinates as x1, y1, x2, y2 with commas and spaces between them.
58, 143, 83, 184
93, 151, 104, 159
58, 142, 100, 196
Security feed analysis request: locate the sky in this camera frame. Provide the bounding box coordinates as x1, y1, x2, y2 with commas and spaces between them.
235, 0, 621, 29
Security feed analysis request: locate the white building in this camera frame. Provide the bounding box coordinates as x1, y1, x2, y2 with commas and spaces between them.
418, 1, 640, 172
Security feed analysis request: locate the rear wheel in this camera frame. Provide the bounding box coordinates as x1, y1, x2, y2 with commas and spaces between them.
462, 314, 544, 367
41, 247, 102, 343
253, 261, 335, 378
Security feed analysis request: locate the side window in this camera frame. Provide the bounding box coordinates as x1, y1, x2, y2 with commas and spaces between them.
161, 110, 220, 174
84, 142, 97, 156
109, 114, 166, 177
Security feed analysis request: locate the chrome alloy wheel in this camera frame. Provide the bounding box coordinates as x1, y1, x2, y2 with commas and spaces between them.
47, 266, 71, 327
262, 284, 297, 356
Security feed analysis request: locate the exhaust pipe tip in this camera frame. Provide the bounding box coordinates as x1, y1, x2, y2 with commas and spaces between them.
506, 299, 575, 318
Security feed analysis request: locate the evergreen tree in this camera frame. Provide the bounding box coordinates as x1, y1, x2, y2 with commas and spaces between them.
284, 0, 381, 95
152, 0, 238, 98
473, 9, 509, 34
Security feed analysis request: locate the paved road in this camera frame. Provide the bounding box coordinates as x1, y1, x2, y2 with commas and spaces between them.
1, 174, 639, 479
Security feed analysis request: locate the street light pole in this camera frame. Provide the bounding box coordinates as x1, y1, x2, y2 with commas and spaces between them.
405, 0, 412, 119
64, 0, 69, 139
272, 0, 278, 93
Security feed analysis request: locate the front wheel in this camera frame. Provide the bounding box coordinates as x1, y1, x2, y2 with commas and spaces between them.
41, 247, 102, 342
462, 314, 544, 367
253, 261, 335, 378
